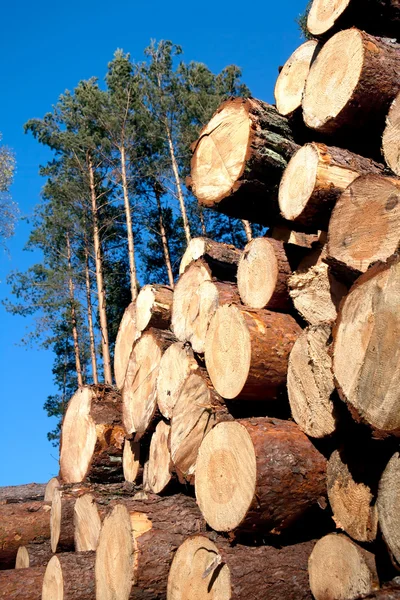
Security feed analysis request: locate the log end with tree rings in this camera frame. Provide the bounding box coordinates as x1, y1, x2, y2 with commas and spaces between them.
135, 284, 173, 333
167, 536, 231, 600
147, 421, 173, 494
15, 546, 30, 569
307, 0, 352, 37
274, 40, 320, 117
156, 342, 198, 419
383, 93, 400, 176
327, 175, 400, 278
308, 534, 379, 600
122, 439, 140, 483
287, 325, 336, 439
95, 504, 134, 600
237, 237, 291, 310
279, 143, 320, 223
44, 477, 60, 503
74, 494, 102, 552
377, 452, 400, 566
333, 256, 400, 435
42, 556, 63, 600
114, 302, 138, 390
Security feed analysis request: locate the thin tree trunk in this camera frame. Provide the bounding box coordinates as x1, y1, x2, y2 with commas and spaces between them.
66, 232, 83, 387
120, 145, 138, 301
242, 219, 253, 242
87, 154, 113, 385
165, 125, 191, 244
155, 188, 175, 288
84, 238, 98, 385
199, 207, 207, 236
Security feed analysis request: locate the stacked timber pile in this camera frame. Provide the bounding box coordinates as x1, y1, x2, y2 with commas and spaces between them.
1, 1, 400, 598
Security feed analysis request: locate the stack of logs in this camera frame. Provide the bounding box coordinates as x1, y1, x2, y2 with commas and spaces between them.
2, 0, 400, 598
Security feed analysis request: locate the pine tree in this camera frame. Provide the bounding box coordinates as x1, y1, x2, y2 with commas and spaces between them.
0, 132, 17, 247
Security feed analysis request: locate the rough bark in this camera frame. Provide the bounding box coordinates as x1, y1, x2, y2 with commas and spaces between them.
270, 226, 326, 248
363, 583, 400, 599
136, 284, 173, 333
60, 385, 125, 484
188, 97, 299, 226
303, 29, 400, 135
42, 553, 95, 600
114, 302, 138, 390
50, 489, 75, 553
0, 483, 46, 504
205, 304, 301, 400
279, 142, 385, 229
378, 452, 400, 567
0, 566, 45, 599
195, 417, 327, 533
383, 93, 400, 176
15, 543, 53, 568
156, 342, 199, 419
179, 237, 240, 280
327, 175, 400, 281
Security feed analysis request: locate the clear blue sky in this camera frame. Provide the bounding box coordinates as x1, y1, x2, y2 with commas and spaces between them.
0, 0, 307, 485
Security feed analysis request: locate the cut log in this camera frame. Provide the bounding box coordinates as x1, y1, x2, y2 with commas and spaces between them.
275, 40, 320, 117
0, 483, 46, 504
327, 449, 378, 542
136, 284, 173, 333
195, 417, 327, 533
377, 452, 400, 566
42, 553, 95, 600
122, 439, 140, 483
0, 566, 45, 599
122, 329, 176, 435
308, 533, 379, 600
237, 237, 292, 310
114, 302, 138, 389
74, 493, 102, 552
333, 256, 400, 436
50, 488, 75, 553
15, 543, 52, 568
147, 421, 173, 494
327, 175, 400, 280
179, 237, 240, 280
307, 0, 400, 40
205, 304, 301, 400
167, 535, 316, 600
287, 325, 336, 438
363, 582, 400, 599
170, 372, 230, 484
279, 142, 385, 228
270, 226, 326, 248
188, 97, 299, 225
0, 501, 51, 569
303, 29, 400, 135
383, 93, 400, 176
60, 385, 125, 484
44, 478, 60, 503
156, 342, 199, 419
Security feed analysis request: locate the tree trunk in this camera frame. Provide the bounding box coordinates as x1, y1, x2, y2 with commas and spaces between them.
0, 501, 51, 568
333, 255, 400, 436
241, 219, 252, 242
205, 304, 301, 400
327, 175, 400, 282
188, 97, 299, 225
155, 187, 175, 288
383, 92, 400, 176
136, 284, 173, 333
279, 142, 385, 229
377, 452, 400, 567
122, 329, 176, 434
165, 125, 191, 245
0, 483, 47, 504
275, 40, 320, 117
147, 421, 174, 494
87, 154, 112, 385
303, 29, 400, 135
168, 535, 316, 600
50, 488, 75, 553
114, 302, 138, 390
16, 543, 53, 568
120, 144, 138, 301
66, 232, 83, 387
308, 534, 379, 600
179, 237, 240, 279
287, 325, 336, 439
195, 417, 327, 533
42, 553, 95, 600
60, 385, 125, 484
84, 239, 98, 385
0, 566, 45, 599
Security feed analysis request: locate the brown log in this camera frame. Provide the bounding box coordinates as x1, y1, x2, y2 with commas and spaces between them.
147, 421, 174, 494
307, 0, 400, 40
275, 40, 320, 117
363, 582, 400, 599
188, 97, 299, 225
156, 341, 199, 419
44, 477, 60, 502
170, 371, 230, 484
287, 325, 336, 438
383, 93, 400, 176
279, 142, 385, 228
136, 284, 173, 333
50, 488, 75, 553
167, 535, 316, 600
0, 501, 51, 569
60, 385, 125, 484
195, 417, 327, 533
237, 237, 292, 310
377, 452, 400, 566
179, 237, 240, 280
327, 175, 400, 281
114, 301, 138, 389
122, 438, 140, 483
333, 255, 400, 436
0, 483, 46, 504
308, 533, 379, 600
303, 29, 400, 135
122, 328, 176, 435
0, 566, 45, 599
15, 543, 53, 568
327, 449, 378, 542
42, 553, 95, 600
205, 304, 301, 400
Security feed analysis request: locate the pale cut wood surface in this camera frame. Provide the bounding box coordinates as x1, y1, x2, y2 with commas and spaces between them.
147, 421, 173, 494
135, 284, 173, 333
378, 452, 400, 566
383, 93, 400, 176
156, 342, 199, 419
114, 302, 138, 389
